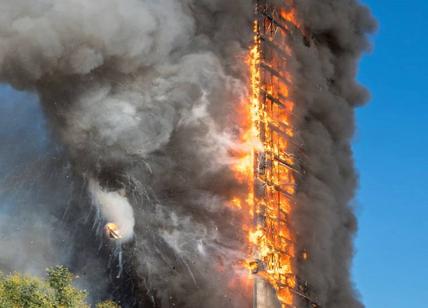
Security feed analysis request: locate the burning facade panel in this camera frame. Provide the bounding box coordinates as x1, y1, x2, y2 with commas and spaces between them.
249, 1, 318, 307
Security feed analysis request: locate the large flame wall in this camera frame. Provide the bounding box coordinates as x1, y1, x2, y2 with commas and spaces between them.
234, 1, 310, 307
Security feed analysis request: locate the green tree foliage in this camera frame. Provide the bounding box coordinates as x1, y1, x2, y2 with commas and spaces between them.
95, 300, 120, 308
46, 266, 87, 307
0, 266, 118, 308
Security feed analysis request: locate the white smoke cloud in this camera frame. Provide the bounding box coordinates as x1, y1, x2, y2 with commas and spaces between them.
88, 179, 135, 242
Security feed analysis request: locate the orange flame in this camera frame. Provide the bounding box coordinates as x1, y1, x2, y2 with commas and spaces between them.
232, 3, 303, 307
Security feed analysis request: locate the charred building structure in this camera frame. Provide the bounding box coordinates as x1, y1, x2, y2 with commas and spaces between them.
249, 1, 318, 307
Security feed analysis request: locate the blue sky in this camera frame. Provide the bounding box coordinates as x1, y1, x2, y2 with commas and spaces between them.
353, 0, 428, 307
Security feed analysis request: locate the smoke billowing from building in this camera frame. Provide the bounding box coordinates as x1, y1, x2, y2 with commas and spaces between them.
290, 1, 376, 307
0, 0, 375, 307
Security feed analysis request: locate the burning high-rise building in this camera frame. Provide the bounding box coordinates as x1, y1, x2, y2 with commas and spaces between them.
0, 0, 375, 307
236, 1, 376, 307
234, 1, 316, 307
248, 1, 309, 307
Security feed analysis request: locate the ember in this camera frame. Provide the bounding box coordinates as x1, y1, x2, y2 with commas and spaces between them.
105, 223, 122, 240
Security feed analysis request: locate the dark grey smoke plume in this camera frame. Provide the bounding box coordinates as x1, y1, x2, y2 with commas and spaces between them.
0, 0, 374, 307
289, 1, 376, 307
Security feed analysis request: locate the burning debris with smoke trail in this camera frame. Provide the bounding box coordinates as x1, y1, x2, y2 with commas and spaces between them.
89, 179, 134, 242
0, 0, 375, 307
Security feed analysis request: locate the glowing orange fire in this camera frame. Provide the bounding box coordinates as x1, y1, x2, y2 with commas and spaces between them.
232, 3, 303, 307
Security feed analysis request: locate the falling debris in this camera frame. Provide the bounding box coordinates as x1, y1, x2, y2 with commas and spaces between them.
105, 223, 122, 240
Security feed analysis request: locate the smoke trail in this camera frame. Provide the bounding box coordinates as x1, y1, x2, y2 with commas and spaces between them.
0, 0, 375, 307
